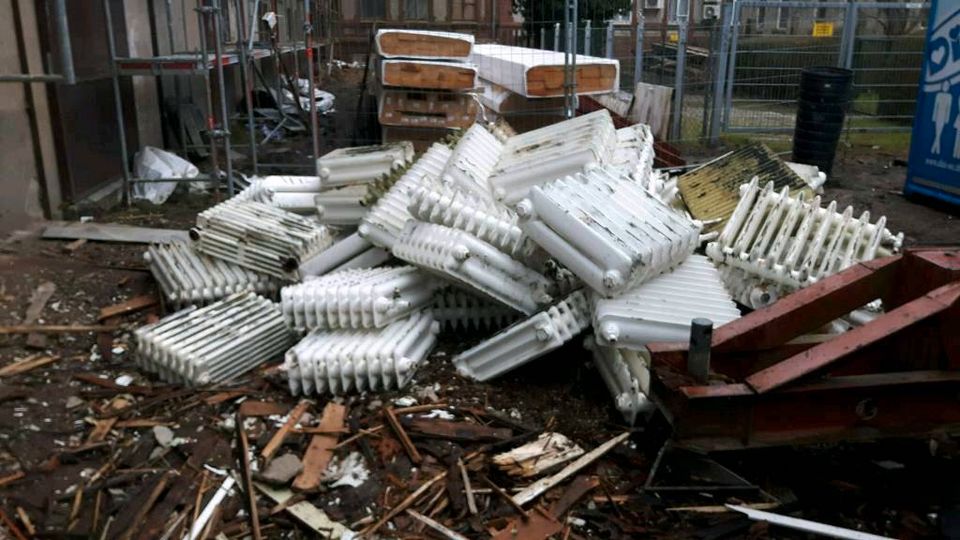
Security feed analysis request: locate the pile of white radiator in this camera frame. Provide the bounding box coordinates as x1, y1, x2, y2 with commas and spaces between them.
136, 113, 903, 424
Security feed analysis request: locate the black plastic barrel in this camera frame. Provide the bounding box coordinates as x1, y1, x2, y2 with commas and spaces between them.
792, 66, 853, 174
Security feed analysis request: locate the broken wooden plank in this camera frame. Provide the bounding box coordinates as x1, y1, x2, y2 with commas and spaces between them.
235, 412, 262, 540
0, 324, 118, 335
0, 507, 28, 540
666, 502, 780, 513
14, 507, 34, 537
119, 472, 174, 540
0, 471, 26, 489
260, 400, 310, 462
62, 238, 88, 253
292, 402, 346, 493
186, 476, 236, 540
550, 475, 599, 517
23, 281, 56, 349
254, 481, 353, 538
458, 458, 477, 515
0, 355, 60, 377
363, 470, 448, 535
402, 417, 512, 442
87, 417, 118, 443
726, 504, 890, 539
482, 475, 528, 518
98, 294, 159, 321
490, 506, 563, 540
238, 400, 289, 418
42, 222, 190, 244
512, 432, 631, 507
493, 432, 584, 477
405, 509, 470, 540
384, 407, 422, 464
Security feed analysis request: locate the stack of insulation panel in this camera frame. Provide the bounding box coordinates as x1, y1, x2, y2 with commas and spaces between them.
377, 29, 479, 142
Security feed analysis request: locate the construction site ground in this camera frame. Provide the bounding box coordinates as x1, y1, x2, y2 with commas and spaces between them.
0, 137, 958, 538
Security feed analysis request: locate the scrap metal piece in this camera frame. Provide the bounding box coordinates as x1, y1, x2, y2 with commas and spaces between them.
440, 124, 503, 199
518, 165, 701, 297
489, 110, 618, 204
432, 288, 522, 332
407, 177, 542, 263
393, 221, 553, 315
359, 142, 453, 249
193, 199, 334, 280
453, 290, 591, 381
588, 343, 655, 425
677, 143, 813, 234
593, 255, 741, 348
145, 241, 281, 309
646, 249, 960, 451
284, 310, 439, 396
315, 185, 369, 225
280, 266, 437, 331
612, 124, 655, 183
135, 292, 294, 385
316, 142, 414, 189
706, 178, 903, 308
299, 232, 391, 278
726, 505, 892, 540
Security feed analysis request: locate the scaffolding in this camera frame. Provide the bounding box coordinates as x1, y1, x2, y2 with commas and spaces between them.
102, 0, 327, 203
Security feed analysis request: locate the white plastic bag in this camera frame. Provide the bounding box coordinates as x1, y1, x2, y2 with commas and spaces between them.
133, 146, 199, 204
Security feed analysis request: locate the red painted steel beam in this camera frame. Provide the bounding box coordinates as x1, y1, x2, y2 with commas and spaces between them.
667, 371, 960, 451
712, 256, 902, 354
744, 281, 960, 394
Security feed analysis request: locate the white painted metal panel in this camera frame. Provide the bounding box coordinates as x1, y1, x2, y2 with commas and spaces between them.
145, 241, 281, 308
285, 310, 439, 395
432, 288, 522, 332
135, 292, 294, 385
706, 178, 902, 308
518, 165, 701, 297
452, 290, 591, 381
193, 199, 335, 280
193, 200, 334, 280
359, 142, 453, 249
440, 124, 503, 199
489, 110, 617, 204
392, 221, 553, 315
316, 142, 414, 188
587, 342, 655, 425
593, 255, 741, 348
281, 266, 437, 331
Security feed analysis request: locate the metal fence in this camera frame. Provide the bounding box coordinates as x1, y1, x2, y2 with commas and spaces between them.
715, 1, 928, 135
509, 1, 928, 145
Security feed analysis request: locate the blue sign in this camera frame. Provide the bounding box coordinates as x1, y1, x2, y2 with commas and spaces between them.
905, 0, 960, 206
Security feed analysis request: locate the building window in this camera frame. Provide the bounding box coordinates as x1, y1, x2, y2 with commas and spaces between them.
361, 0, 385, 19
405, 0, 429, 20
777, 5, 790, 29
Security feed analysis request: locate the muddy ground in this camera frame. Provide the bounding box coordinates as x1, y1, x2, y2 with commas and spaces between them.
0, 67, 958, 538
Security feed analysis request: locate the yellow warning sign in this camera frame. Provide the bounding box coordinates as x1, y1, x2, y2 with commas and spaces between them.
812, 21, 834, 37
668, 31, 679, 43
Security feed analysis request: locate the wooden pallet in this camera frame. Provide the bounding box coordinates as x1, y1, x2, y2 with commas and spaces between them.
378, 90, 478, 130
375, 29, 473, 60
381, 60, 478, 91
381, 126, 456, 152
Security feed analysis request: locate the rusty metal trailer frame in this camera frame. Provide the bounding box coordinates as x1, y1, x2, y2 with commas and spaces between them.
647, 248, 960, 451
